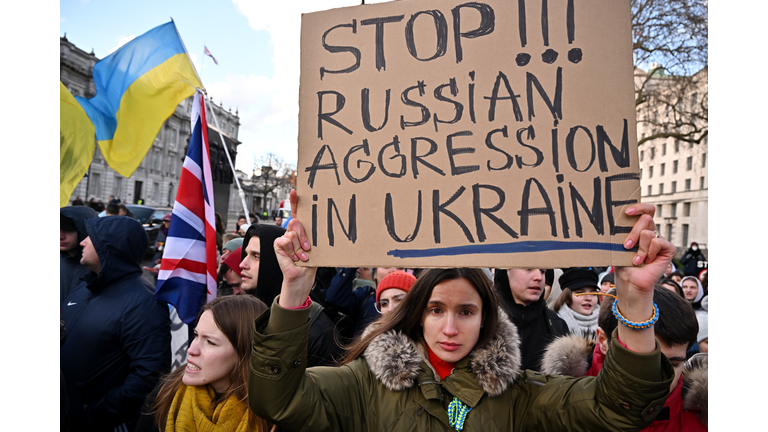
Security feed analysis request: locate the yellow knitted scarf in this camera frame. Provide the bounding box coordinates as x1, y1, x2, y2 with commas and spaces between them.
165, 383, 255, 432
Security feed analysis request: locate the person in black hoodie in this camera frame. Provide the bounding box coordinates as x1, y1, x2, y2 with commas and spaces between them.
240, 223, 342, 367
60, 206, 98, 304
60, 216, 171, 432
494, 268, 570, 371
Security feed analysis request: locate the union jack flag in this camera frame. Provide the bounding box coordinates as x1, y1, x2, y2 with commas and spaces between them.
203, 45, 218, 65
155, 90, 217, 324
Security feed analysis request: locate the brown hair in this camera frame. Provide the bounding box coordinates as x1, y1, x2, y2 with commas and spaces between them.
340, 268, 499, 365
151, 295, 270, 431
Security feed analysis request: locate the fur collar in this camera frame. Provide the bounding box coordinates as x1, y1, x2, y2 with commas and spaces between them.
362, 307, 522, 397
682, 353, 708, 426
539, 333, 596, 377
540, 334, 708, 426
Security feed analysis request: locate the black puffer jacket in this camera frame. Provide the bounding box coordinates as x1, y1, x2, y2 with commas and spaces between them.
60, 206, 98, 303
60, 216, 171, 432
493, 269, 570, 371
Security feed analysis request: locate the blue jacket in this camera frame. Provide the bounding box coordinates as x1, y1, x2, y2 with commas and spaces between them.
325, 267, 379, 336
60, 206, 98, 304
60, 216, 171, 431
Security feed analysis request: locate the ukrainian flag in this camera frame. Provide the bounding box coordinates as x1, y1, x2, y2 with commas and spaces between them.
60, 82, 95, 207
74, 21, 203, 178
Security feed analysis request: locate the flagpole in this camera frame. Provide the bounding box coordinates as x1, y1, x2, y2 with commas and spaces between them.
205, 96, 250, 225
170, 18, 205, 92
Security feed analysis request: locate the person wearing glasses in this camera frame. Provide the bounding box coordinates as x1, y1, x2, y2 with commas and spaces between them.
374, 271, 417, 315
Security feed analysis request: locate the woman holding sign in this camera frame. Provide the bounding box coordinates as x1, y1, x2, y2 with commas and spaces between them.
247, 190, 674, 432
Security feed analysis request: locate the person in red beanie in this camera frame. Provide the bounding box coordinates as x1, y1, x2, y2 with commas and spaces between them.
218, 246, 245, 296
375, 271, 417, 316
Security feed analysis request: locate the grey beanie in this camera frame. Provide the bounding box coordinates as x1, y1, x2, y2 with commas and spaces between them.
223, 238, 244, 252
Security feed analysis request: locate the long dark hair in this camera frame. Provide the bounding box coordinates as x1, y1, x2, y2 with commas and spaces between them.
341, 268, 499, 365
151, 295, 270, 431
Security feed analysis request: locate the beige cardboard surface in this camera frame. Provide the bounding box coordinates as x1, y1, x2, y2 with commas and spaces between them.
297, 0, 639, 268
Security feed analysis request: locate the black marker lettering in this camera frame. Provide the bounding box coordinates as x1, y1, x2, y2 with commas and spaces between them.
405, 10, 448, 61
317, 91, 353, 139
433, 186, 474, 243
472, 183, 518, 242
384, 191, 422, 242
452, 2, 495, 63
320, 20, 361, 80
361, 15, 405, 71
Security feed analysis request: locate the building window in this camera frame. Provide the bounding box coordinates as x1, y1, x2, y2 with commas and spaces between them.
702, 153, 706, 168
700, 176, 705, 189
91, 172, 101, 198
660, 163, 665, 176
673, 160, 678, 174
153, 182, 160, 202
684, 202, 691, 216
662, 143, 667, 156
685, 179, 691, 191
640, 150, 644, 162
686, 156, 693, 170
647, 185, 652, 196
656, 223, 661, 233
670, 203, 677, 218
640, 168, 643, 179
682, 224, 689, 247
671, 181, 677, 193
113, 176, 123, 197
657, 205, 663, 217
650, 147, 655, 159
649, 166, 654, 178
666, 224, 673, 242
659, 183, 664, 194
674, 140, 680, 152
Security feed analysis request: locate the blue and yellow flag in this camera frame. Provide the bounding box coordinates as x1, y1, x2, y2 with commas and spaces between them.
74, 21, 203, 178
60, 82, 96, 207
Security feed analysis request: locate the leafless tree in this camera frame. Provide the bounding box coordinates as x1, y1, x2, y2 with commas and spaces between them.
251, 153, 295, 214
632, 0, 708, 146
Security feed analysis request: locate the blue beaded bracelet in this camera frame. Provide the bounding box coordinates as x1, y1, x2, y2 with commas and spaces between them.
612, 300, 659, 329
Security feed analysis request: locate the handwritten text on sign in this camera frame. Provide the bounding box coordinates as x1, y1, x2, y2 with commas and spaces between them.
297, 0, 639, 268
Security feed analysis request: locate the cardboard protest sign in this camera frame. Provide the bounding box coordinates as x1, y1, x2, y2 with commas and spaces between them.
297, 0, 639, 268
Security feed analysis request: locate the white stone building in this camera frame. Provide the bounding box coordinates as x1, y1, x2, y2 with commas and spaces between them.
60, 35, 243, 226
636, 67, 708, 258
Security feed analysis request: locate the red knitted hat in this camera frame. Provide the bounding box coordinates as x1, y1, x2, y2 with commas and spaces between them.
376, 271, 417, 302
223, 247, 243, 277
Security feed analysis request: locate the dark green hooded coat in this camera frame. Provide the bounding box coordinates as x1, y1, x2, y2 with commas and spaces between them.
249, 298, 674, 432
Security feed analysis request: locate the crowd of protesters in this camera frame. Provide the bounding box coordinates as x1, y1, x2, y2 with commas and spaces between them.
61, 192, 708, 432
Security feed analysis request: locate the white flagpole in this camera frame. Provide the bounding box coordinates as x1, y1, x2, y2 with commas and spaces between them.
205, 96, 250, 225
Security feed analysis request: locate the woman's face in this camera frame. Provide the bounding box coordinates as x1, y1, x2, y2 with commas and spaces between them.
682, 279, 699, 302
237, 217, 246, 226
421, 278, 483, 363
183, 311, 237, 393
570, 288, 598, 316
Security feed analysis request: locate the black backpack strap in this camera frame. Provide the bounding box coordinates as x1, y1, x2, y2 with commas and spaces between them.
309, 302, 326, 327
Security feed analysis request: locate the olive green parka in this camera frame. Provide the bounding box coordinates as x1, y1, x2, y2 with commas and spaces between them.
249, 298, 674, 432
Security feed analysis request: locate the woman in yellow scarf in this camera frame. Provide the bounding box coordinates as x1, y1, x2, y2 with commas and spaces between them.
138, 295, 271, 432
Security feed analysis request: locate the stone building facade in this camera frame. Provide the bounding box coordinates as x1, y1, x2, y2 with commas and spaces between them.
60, 35, 243, 224
636, 67, 708, 258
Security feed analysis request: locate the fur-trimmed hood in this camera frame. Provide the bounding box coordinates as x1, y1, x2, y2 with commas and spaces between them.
540, 334, 708, 426
362, 307, 522, 397
682, 353, 708, 427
